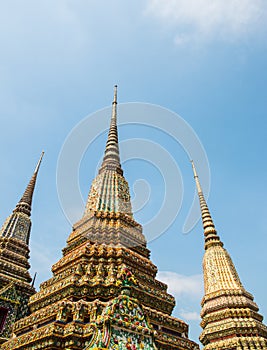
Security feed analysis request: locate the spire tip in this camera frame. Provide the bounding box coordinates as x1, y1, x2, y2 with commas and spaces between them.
191, 159, 198, 179
34, 151, 44, 174
113, 85, 118, 104
99, 86, 121, 174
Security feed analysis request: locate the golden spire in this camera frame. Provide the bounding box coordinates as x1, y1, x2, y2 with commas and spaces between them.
14, 151, 44, 216
191, 161, 267, 349
99, 85, 122, 175
73, 86, 146, 252
83, 86, 133, 218
0, 151, 44, 244
190, 160, 222, 250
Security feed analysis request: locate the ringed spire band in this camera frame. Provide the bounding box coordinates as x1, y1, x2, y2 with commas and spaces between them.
99, 85, 122, 175
191, 160, 222, 250
1, 151, 44, 240
14, 151, 44, 216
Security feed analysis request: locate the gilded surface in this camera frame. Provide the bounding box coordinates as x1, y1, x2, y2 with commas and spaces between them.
1, 92, 199, 349
191, 161, 267, 349
0, 154, 43, 340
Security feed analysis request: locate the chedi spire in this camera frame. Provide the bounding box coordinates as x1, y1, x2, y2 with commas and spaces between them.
191, 160, 267, 349
1, 152, 44, 242
84, 86, 132, 218
14, 151, 44, 216
191, 160, 222, 250
71, 86, 146, 253
0, 153, 43, 341
99, 85, 122, 175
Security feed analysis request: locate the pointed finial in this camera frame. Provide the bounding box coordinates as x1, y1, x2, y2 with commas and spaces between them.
111, 84, 118, 123
14, 152, 44, 216
34, 151, 44, 174
191, 160, 222, 249
191, 160, 203, 194
113, 85, 118, 104
99, 86, 122, 175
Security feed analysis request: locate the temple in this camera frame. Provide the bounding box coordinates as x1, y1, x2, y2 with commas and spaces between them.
2, 88, 265, 350
1, 87, 199, 350
191, 160, 267, 349
0, 152, 44, 344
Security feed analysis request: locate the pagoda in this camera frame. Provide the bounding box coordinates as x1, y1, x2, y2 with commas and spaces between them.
1, 87, 199, 350
0, 152, 43, 344
191, 161, 267, 349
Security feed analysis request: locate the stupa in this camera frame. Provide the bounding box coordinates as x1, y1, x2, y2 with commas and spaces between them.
191, 160, 267, 349
0, 152, 43, 344
1, 87, 199, 350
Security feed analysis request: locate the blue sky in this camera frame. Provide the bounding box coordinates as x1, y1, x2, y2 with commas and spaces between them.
0, 1, 267, 345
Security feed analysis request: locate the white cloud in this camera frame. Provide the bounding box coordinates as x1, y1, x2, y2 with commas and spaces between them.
179, 310, 201, 321
157, 271, 203, 299
145, 0, 267, 44
158, 271, 203, 329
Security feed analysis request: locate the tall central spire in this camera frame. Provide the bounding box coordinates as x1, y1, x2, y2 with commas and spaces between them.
72, 86, 147, 253
99, 85, 122, 175
83, 86, 132, 218
191, 160, 267, 349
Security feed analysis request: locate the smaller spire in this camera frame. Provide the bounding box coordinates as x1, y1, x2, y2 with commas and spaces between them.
14, 152, 44, 216
99, 85, 122, 175
190, 160, 222, 249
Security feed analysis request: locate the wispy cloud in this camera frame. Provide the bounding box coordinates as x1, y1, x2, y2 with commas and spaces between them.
180, 309, 201, 321
158, 271, 203, 334
157, 271, 203, 299
145, 0, 267, 45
